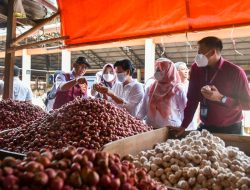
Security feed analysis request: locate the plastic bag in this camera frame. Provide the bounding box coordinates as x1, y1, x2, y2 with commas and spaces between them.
14, 0, 26, 18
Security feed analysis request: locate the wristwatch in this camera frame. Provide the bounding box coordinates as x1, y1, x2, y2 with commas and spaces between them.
220, 96, 227, 104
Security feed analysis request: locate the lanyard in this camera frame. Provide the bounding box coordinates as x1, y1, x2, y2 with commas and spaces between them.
205, 68, 220, 85
203, 61, 223, 104
205, 60, 223, 85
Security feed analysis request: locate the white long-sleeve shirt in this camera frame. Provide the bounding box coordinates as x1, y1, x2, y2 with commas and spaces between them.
13, 77, 33, 101
179, 81, 199, 131
112, 80, 144, 117
0, 78, 33, 101
137, 86, 186, 128
55, 71, 74, 90
181, 80, 189, 95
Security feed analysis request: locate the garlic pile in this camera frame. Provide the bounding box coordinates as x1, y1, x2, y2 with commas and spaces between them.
128, 130, 250, 190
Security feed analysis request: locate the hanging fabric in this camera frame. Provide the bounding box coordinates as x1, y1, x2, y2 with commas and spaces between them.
57, 0, 250, 46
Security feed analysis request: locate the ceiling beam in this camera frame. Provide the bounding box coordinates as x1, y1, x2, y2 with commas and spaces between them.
0, 11, 36, 27
153, 49, 240, 54
155, 42, 250, 53
89, 50, 106, 66
169, 54, 250, 60
128, 48, 144, 68
156, 44, 167, 58
16, 18, 37, 27
153, 26, 250, 44
36, 0, 58, 12
12, 12, 59, 46
79, 50, 104, 68
74, 55, 145, 59
73, 49, 145, 55
8, 36, 68, 52
0, 4, 36, 26
119, 47, 144, 68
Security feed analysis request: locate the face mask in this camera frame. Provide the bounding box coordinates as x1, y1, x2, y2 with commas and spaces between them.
195, 54, 208, 67
154, 71, 165, 81
103, 74, 114, 82
117, 73, 126, 82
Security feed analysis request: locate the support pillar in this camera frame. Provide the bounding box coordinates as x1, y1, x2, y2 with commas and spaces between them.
144, 39, 155, 83
3, 0, 16, 99
61, 49, 71, 72
137, 69, 141, 82
22, 49, 31, 86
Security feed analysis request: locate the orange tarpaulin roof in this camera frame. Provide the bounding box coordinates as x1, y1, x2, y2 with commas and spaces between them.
57, 0, 250, 46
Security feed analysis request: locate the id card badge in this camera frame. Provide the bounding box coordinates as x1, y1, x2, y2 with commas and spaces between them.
200, 104, 208, 119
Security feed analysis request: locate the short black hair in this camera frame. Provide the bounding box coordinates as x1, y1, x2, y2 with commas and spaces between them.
198, 36, 223, 52
114, 59, 135, 76
14, 65, 20, 77
75, 56, 91, 68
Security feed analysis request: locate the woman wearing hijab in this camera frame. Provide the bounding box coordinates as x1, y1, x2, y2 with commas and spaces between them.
94, 59, 144, 117
137, 58, 186, 128
91, 64, 116, 99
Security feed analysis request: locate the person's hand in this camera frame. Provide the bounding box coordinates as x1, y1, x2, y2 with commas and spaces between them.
168, 126, 186, 138
94, 84, 108, 94
93, 83, 99, 91
201, 85, 212, 96
201, 85, 223, 102
103, 93, 108, 100
76, 77, 87, 85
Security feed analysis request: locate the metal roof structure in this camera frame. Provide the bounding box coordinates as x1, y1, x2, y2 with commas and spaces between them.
0, 0, 51, 28
0, 36, 249, 82
0, 1, 249, 84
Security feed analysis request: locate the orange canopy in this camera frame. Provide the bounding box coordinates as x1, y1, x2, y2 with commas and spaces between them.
57, 0, 250, 46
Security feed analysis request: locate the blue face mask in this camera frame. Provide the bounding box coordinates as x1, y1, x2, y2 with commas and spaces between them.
117, 73, 126, 82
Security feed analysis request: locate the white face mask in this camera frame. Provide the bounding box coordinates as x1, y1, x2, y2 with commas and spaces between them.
154, 71, 165, 81
195, 54, 208, 67
103, 74, 114, 82
117, 73, 126, 82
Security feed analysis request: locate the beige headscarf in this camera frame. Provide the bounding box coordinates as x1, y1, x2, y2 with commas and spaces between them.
148, 58, 181, 118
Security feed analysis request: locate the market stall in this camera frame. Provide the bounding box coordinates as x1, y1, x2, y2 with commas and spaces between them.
103, 128, 250, 189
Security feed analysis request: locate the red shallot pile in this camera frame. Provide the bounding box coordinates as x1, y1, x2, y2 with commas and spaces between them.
0, 99, 47, 131
0, 98, 152, 153
0, 147, 165, 190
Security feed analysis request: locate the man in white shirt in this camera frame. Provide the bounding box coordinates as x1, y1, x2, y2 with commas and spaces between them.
0, 66, 33, 101
94, 59, 144, 117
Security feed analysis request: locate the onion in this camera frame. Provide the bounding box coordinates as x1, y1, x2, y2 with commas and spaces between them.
0, 147, 165, 189
0, 99, 47, 131
0, 98, 152, 153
